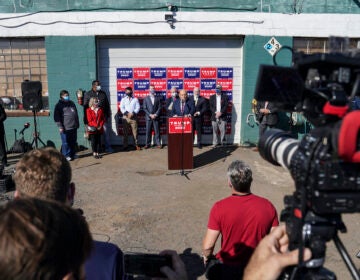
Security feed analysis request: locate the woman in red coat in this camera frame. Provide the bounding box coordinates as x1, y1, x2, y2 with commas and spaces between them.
86, 97, 105, 159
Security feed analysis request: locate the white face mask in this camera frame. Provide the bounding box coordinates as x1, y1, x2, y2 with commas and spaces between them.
171, 91, 177, 97
96, 85, 101, 91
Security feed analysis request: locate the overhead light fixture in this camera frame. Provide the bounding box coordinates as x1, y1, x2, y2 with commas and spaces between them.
167, 3, 178, 12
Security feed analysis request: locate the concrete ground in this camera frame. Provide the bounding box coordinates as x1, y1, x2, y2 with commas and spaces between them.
5, 145, 360, 279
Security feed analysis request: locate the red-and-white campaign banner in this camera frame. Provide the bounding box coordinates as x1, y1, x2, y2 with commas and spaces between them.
183, 79, 201, 91
216, 79, 233, 90
151, 79, 167, 91
116, 67, 233, 136
168, 117, 192, 134
117, 80, 134, 91
200, 67, 217, 79
134, 67, 150, 79
167, 67, 184, 79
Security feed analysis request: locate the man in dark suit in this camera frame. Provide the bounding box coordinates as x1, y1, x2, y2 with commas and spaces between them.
171, 89, 195, 117
165, 86, 179, 116
257, 101, 278, 139
0, 103, 7, 166
143, 85, 162, 149
209, 84, 228, 147
189, 87, 208, 149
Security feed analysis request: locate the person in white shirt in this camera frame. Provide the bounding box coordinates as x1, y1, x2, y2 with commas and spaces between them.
120, 86, 141, 151
209, 84, 228, 147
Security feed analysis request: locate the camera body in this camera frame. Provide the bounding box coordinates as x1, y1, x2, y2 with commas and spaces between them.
256, 51, 360, 215
124, 253, 172, 277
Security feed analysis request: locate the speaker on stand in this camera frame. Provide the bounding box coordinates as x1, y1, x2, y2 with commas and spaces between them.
21, 80, 46, 149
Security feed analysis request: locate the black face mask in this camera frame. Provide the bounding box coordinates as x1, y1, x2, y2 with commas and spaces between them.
126, 92, 133, 97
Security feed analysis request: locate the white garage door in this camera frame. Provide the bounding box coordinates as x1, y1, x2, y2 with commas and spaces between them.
98, 37, 243, 145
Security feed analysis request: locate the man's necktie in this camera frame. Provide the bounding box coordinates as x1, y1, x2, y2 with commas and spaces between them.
181, 102, 184, 113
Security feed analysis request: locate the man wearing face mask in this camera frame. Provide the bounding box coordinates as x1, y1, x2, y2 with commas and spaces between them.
54, 90, 80, 161
189, 87, 208, 149
143, 85, 162, 149
165, 86, 179, 117
83, 80, 113, 153
120, 86, 141, 151
209, 84, 228, 147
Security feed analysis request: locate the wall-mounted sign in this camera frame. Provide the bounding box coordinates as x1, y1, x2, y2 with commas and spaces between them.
264, 37, 282, 56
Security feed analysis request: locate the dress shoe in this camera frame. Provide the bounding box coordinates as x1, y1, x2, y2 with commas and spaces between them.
197, 144, 202, 149
123, 146, 129, 151
157, 145, 162, 149
144, 145, 149, 149
136, 145, 141, 151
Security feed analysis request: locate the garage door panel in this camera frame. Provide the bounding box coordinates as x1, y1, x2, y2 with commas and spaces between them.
98, 37, 243, 145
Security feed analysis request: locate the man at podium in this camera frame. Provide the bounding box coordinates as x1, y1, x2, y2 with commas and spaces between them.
170, 89, 195, 117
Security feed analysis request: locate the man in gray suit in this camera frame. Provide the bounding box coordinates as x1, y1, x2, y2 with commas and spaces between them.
143, 85, 162, 149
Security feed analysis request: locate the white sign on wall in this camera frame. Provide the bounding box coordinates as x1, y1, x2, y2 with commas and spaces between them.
264, 37, 282, 56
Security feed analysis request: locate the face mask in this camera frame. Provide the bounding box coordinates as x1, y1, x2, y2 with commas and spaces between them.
96, 85, 101, 91
150, 89, 155, 95
171, 91, 177, 97
194, 92, 199, 98
216, 89, 221, 94
63, 96, 69, 101
126, 91, 132, 97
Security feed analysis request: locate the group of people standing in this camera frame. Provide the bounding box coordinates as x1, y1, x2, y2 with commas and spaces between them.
54, 80, 230, 160
54, 80, 113, 160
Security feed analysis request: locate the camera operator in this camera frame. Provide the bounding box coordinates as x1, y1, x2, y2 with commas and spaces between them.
243, 224, 312, 280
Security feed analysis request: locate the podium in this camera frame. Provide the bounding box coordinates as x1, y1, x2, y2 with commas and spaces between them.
167, 117, 193, 170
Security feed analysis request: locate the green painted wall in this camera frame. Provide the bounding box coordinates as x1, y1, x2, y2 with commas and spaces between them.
240, 35, 293, 146
0, 0, 358, 14
4, 36, 96, 151
46, 36, 97, 148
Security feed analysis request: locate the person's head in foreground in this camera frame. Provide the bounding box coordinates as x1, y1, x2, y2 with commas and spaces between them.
14, 147, 75, 205
0, 198, 92, 280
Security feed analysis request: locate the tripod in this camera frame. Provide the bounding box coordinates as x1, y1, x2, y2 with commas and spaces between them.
30, 110, 46, 149
281, 194, 360, 280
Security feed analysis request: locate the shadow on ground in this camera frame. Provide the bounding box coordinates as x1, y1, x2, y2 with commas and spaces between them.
193, 145, 238, 169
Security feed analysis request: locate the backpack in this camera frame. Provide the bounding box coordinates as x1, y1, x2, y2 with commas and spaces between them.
10, 139, 32, 153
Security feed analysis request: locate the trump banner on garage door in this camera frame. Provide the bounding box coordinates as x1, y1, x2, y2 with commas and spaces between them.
116, 67, 233, 137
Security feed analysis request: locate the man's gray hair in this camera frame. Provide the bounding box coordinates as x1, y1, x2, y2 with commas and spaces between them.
227, 160, 253, 192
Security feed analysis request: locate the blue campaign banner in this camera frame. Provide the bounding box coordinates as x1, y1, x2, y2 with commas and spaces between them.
224, 90, 233, 101
156, 91, 167, 100
134, 80, 150, 91
217, 67, 233, 78
117, 68, 133, 79
184, 67, 200, 78
167, 79, 183, 90
200, 79, 217, 90
150, 68, 167, 79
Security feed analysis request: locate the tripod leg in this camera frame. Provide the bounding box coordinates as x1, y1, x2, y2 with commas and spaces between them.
333, 234, 360, 280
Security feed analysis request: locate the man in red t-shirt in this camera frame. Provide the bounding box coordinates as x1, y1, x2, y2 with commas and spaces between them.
202, 160, 279, 279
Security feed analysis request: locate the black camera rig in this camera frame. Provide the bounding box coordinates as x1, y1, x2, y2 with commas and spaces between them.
254, 40, 360, 279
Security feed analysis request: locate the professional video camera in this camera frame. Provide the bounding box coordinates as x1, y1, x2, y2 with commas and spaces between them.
254, 38, 360, 279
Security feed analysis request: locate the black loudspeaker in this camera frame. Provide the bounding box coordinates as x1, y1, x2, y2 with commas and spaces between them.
21, 81, 43, 111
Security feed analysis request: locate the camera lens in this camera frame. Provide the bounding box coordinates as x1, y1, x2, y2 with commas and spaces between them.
258, 129, 299, 170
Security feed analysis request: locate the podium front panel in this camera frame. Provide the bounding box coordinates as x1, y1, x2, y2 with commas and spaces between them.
167, 117, 193, 170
